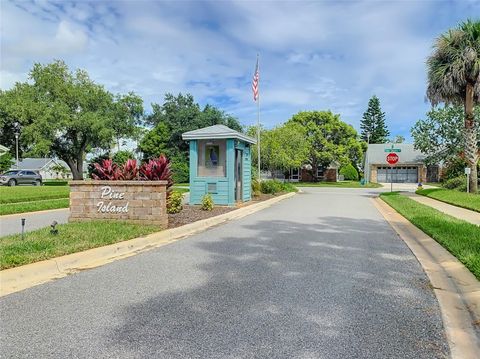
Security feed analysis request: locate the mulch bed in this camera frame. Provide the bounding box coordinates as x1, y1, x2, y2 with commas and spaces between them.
168, 206, 235, 228
167, 192, 286, 229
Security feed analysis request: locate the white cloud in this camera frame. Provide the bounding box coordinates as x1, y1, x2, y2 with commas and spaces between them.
1, 0, 478, 139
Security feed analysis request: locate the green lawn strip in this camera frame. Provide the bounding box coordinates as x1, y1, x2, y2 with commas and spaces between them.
416, 188, 480, 213
380, 192, 480, 279
0, 198, 70, 215
172, 187, 189, 194
0, 221, 161, 269
295, 181, 382, 188
0, 186, 70, 204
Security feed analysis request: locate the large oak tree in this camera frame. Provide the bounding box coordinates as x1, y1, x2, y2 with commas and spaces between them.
0, 60, 143, 179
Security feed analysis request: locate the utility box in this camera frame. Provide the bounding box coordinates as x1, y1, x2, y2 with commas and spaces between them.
182, 125, 257, 206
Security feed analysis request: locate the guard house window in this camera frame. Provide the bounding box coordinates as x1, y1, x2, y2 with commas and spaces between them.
198, 139, 226, 177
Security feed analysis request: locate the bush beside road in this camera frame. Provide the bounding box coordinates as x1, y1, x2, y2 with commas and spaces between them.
380, 192, 480, 279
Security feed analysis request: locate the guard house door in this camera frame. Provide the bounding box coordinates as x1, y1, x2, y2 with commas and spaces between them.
235, 149, 243, 201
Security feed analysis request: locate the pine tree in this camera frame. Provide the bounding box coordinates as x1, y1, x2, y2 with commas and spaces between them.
360, 95, 390, 143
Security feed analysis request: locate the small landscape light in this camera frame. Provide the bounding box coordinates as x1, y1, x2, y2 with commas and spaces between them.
50, 221, 59, 235
21, 218, 26, 240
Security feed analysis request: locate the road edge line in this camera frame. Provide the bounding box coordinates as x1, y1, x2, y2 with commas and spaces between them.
0, 192, 296, 297
372, 197, 480, 359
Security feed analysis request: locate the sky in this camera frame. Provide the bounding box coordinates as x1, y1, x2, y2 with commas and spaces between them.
1, 0, 479, 142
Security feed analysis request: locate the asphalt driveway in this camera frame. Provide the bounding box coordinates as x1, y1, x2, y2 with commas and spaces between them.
0, 187, 448, 358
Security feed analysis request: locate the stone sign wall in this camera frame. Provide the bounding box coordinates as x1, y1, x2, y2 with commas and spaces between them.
69, 180, 168, 227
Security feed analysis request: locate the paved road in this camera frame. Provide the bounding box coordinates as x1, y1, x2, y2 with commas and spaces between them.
0, 187, 448, 358
0, 208, 70, 236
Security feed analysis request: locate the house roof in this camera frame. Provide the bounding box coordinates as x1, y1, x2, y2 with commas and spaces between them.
365, 143, 426, 165
13, 158, 74, 171
182, 125, 257, 144
15, 158, 54, 170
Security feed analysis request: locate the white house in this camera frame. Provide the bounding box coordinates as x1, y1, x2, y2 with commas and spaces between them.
0, 145, 9, 156
12, 158, 87, 179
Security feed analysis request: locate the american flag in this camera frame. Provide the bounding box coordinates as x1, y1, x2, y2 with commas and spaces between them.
252, 57, 259, 101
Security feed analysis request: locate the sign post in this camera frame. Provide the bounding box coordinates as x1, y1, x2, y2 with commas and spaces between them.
465, 167, 471, 193
386, 153, 399, 192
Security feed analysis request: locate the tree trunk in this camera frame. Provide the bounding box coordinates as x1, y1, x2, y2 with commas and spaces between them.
465, 83, 478, 193
64, 157, 84, 180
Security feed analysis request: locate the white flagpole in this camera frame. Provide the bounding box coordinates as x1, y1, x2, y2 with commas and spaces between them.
256, 54, 261, 180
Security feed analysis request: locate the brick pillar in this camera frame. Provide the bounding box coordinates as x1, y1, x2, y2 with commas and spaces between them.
69, 180, 168, 227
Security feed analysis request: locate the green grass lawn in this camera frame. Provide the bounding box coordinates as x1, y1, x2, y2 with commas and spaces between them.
0, 199, 70, 215
172, 187, 189, 194
416, 188, 480, 213
295, 181, 382, 188
0, 221, 161, 269
0, 186, 70, 204
380, 192, 480, 279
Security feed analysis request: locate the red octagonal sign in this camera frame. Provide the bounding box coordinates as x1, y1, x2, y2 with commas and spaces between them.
386, 153, 399, 165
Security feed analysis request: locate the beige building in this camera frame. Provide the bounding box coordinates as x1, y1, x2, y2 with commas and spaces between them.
365, 144, 439, 184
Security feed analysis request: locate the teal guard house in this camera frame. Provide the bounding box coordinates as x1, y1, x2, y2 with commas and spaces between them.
182, 125, 257, 206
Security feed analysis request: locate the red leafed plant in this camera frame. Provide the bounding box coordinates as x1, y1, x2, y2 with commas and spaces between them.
139, 156, 173, 195
121, 159, 138, 180
92, 159, 122, 180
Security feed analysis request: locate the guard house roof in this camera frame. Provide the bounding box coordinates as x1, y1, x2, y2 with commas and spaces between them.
182, 125, 257, 144
366, 144, 426, 164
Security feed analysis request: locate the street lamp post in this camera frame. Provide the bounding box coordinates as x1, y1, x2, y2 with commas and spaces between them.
13, 121, 20, 169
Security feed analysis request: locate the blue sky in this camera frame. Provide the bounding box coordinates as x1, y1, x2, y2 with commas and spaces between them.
1, 0, 479, 141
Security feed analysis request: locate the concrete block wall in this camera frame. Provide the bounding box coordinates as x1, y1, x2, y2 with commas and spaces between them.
69, 180, 168, 227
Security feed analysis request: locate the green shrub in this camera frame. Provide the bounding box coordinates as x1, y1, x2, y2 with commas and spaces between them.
339, 163, 359, 181
443, 176, 467, 192
251, 178, 262, 197
282, 182, 298, 192
0, 152, 14, 173
171, 159, 189, 183
201, 194, 214, 211
260, 180, 297, 194
43, 181, 68, 186
260, 180, 283, 194
167, 191, 183, 214
112, 150, 135, 166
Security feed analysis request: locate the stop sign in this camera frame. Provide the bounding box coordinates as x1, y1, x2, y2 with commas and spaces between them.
386, 153, 399, 165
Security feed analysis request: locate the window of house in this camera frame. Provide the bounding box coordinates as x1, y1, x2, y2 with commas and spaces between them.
197, 139, 226, 177
317, 165, 324, 178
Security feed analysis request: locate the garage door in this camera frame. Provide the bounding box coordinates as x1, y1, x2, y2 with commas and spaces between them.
377, 166, 418, 183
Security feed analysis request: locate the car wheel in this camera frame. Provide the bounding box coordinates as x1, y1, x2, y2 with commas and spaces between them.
35, 180, 42, 186
8, 179, 16, 186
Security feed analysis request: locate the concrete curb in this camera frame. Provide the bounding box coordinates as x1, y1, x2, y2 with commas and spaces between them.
372, 197, 480, 359
0, 192, 296, 297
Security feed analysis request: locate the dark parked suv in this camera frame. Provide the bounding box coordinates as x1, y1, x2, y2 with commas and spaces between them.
0, 170, 43, 186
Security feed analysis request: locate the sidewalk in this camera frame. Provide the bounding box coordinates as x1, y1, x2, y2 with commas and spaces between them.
403, 193, 480, 226
0, 209, 69, 237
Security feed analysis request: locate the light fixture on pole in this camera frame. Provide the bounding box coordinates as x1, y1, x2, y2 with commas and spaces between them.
13, 121, 20, 169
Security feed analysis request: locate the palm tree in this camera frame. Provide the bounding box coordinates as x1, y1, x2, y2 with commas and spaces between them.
426, 19, 480, 193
